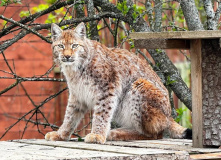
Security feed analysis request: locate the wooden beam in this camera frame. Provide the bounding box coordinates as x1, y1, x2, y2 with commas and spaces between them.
190, 39, 203, 148
134, 39, 190, 49
130, 30, 221, 40
190, 152, 221, 159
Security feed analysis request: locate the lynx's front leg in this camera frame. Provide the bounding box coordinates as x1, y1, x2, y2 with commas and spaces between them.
45, 95, 86, 141
85, 95, 117, 144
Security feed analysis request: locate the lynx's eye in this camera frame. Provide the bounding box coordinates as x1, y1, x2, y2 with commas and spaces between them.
58, 44, 64, 49
72, 44, 79, 49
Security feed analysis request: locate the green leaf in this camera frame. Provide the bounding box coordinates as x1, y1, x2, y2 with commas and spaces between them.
166, 76, 176, 85
128, 39, 134, 49
117, 0, 129, 16
45, 13, 56, 23
78, 137, 84, 142
44, 0, 57, 5
19, 11, 30, 18
0, 0, 6, 6
155, 49, 163, 54
175, 107, 187, 123
32, 4, 49, 13
1, 0, 21, 6
156, 63, 160, 68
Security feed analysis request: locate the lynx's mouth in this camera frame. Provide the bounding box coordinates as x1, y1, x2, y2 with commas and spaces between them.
61, 55, 75, 63
61, 58, 75, 62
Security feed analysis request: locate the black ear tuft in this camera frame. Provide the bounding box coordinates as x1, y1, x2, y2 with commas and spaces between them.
183, 128, 192, 139
74, 22, 86, 39
51, 23, 63, 42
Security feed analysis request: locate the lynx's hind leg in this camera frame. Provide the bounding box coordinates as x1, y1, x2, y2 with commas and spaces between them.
132, 78, 192, 139
107, 128, 162, 141
130, 78, 170, 137
132, 78, 171, 117
141, 105, 169, 138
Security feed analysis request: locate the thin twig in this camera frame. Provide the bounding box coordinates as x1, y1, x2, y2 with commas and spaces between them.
0, 76, 66, 82
1, 51, 15, 76
0, 0, 80, 37
179, 50, 190, 61
0, 12, 126, 52
0, 15, 51, 43
136, 49, 154, 67
113, 18, 120, 47
0, 80, 21, 95
0, 87, 68, 140
4, 114, 81, 138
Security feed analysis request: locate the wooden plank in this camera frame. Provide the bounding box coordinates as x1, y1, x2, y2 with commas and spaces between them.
190, 152, 221, 160
1, 140, 190, 160
130, 30, 221, 40
106, 139, 221, 154
14, 139, 186, 156
0, 141, 129, 159
190, 39, 203, 148
2, 139, 221, 159
134, 39, 190, 49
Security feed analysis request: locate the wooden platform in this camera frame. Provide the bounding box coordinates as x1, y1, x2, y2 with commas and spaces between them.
1, 139, 221, 159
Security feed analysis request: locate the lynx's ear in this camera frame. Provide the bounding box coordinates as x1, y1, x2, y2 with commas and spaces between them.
74, 22, 86, 39
51, 23, 63, 42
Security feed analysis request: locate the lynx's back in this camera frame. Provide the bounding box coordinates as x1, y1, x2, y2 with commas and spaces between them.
45, 23, 192, 144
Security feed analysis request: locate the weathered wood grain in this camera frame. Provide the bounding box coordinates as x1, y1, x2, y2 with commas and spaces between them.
134, 39, 190, 49
190, 152, 221, 159
130, 31, 221, 40
0, 141, 128, 160
106, 139, 221, 154
1, 139, 221, 159
0, 139, 191, 160
190, 39, 203, 148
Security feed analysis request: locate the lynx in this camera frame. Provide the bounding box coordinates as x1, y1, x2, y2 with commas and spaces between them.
45, 23, 192, 144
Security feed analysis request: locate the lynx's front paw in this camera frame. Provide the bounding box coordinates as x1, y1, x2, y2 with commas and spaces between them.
45, 131, 62, 141
85, 133, 106, 144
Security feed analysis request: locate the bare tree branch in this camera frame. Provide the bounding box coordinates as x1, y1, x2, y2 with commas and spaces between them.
154, 0, 162, 31
0, 12, 126, 52
0, 0, 83, 37
203, 0, 217, 30
215, 1, 221, 24
145, 0, 154, 31
87, 0, 100, 41
0, 15, 51, 43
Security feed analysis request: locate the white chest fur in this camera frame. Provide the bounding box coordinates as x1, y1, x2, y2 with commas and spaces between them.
61, 65, 95, 109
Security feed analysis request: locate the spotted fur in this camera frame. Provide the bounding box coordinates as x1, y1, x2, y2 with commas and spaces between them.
45, 23, 192, 144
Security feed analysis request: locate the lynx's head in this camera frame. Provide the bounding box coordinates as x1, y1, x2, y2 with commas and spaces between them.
51, 23, 89, 68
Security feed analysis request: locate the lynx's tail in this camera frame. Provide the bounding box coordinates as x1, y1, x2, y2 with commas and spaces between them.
167, 117, 192, 139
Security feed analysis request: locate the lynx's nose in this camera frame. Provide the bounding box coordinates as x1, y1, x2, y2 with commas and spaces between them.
65, 55, 70, 60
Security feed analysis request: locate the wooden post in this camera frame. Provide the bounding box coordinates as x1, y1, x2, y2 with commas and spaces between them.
190, 39, 203, 148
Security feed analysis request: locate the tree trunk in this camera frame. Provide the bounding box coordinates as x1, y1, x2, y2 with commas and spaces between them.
202, 0, 216, 30
87, 0, 100, 41
179, 0, 204, 30
154, 0, 162, 32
